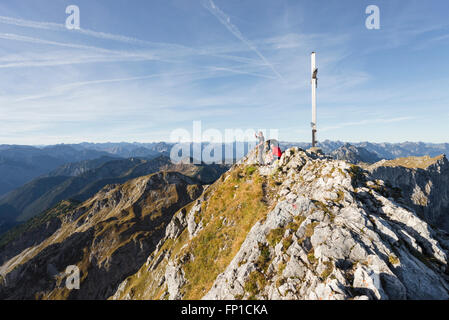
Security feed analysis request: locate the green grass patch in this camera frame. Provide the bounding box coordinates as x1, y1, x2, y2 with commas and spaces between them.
282, 235, 293, 252
244, 271, 266, 299
304, 222, 319, 238
267, 228, 284, 247
320, 261, 334, 280
278, 261, 287, 275
307, 250, 317, 264
245, 166, 257, 176
256, 242, 272, 272
286, 215, 306, 233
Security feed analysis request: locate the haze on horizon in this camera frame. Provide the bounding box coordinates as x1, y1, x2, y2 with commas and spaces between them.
0, 0, 448, 145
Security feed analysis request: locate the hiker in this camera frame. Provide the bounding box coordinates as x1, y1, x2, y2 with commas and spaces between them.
268, 140, 282, 164
255, 131, 265, 165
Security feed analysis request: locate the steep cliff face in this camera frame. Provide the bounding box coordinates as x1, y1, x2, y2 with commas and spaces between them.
0, 172, 204, 300
368, 155, 449, 233
112, 147, 449, 300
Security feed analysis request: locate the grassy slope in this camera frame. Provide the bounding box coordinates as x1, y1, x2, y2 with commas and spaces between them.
114, 163, 280, 300
44, 172, 203, 300
0, 171, 205, 300
0, 200, 79, 249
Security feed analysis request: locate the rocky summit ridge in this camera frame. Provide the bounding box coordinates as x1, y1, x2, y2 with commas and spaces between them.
1, 145, 449, 300
111, 146, 449, 300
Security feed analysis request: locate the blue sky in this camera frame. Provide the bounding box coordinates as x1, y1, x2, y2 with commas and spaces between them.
0, 0, 448, 145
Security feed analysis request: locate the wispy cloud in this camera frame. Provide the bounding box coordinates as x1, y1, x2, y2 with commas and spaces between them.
0, 14, 270, 67
9, 65, 278, 103
12, 71, 206, 102
202, 0, 285, 82
0, 15, 185, 48
208, 66, 276, 79
0, 32, 180, 66
321, 117, 415, 132
0, 15, 60, 30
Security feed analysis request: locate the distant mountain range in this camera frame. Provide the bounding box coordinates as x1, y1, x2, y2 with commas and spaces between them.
0, 143, 173, 197
73, 142, 172, 158
0, 155, 228, 236
1, 140, 448, 234
330, 143, 382, 164
1, 140, 448, 197
0, 145, 113, 197
281, 140, 449, 160
45, 156, 119, 177
1, 140, 447, 193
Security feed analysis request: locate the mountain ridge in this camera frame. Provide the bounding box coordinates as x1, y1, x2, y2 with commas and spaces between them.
111, 146, 449, 300
0, 171, 206, 299
1, 140, 448, 199
1, 144, 449, 300
0, 156, 228, 235
330, 143, 381, 164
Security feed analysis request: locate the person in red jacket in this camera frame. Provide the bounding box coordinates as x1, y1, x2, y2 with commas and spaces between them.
267, 140, 282, 164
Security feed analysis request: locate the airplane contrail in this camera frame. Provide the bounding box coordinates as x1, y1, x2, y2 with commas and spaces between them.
202, 0, 285, 82
208, 66, 276, 79
0, 15, 270, 67
0, 15, 181, 48
0, 32, 178, 64
13, 71, 208, 102
13, 66, 274, 103
0, 14, 277, 79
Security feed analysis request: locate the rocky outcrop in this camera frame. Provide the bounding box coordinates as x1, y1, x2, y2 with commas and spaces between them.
330, 143, 382, 164
203, 149, 449, 300
368, 155, 449, 232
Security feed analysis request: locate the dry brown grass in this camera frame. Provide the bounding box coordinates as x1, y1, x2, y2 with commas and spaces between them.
180, 169, 270, 299
111, 165, 281, 300
379, 155, 444, 169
